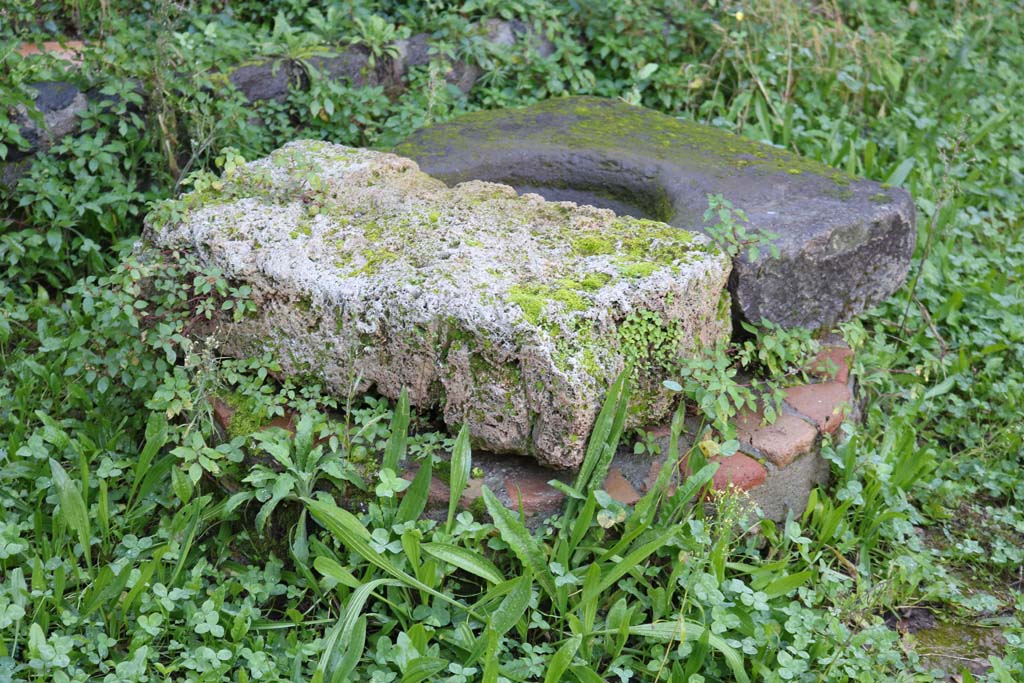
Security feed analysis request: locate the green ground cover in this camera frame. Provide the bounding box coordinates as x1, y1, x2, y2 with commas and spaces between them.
1, 1, 1022, 681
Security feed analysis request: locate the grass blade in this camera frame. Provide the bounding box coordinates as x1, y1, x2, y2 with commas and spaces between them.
81, 564, 130, 617
446, 424, 471, 533
681, 624, 711, 680
628, 622, 749, 683
330, 578, 395, 656
570, 666, 605, 683
566, 491, 597, 553
480, 486, 556, 600
573, 371, 631, 493
544, 634, 581, 683
481, 630, 500, 683
763, 570, 811, 599
488, 573, 533, 638
305, 497, 479, 617
120, 545, 168, 619
313, 556, 361, 589
396, 455, 433, 524
632, 404, 685, 525
422, 542, 504, 585
673, 462, 719, 506
128, 412, 167, 508
319, 608, 369, 683
383, 388, 410, 472
329, 615, 366, 683
49, 459, 91, 566
595, 527, 677, 595
885, 157, 915, 187
579, 562, 601, 634
401, 657, 448, 683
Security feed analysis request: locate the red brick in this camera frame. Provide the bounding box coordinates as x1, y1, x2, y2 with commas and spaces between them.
18, 41, 86, 64
211, 398, 235, 432
734, 408, 817, 468
266, 413, 296, 434
710, 453, 767, 491
506, 473, 564, 516
428, 477, 451, 505
603, 468, 641, 505
783, 382, 851, 435
733, 407, 763, 440
460, 477, 484, 508
806, 346, 854, 384
643, 425, 673, 439
682, 452, 767, 492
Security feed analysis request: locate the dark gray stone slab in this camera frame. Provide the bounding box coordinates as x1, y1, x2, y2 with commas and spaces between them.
11, 81, 85, 159
2, 81, 89, 186
306, 50, 372, 86
398, 33, 433, 70
31, 81, 80, 112
394, 96, 916, 330
228, 59, 303, 103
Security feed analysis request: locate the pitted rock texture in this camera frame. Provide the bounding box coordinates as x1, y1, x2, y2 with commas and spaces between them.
395, 96, 916, 330
143, 141, 731, 470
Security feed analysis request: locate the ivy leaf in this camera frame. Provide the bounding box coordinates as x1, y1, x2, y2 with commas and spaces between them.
637, 63, 659, 80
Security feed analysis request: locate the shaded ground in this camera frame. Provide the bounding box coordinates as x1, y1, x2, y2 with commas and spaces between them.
885, 607, 1007, 681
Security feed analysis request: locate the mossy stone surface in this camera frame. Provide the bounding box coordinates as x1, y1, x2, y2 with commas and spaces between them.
142, 141, 730, 470
394, 96, 917, 330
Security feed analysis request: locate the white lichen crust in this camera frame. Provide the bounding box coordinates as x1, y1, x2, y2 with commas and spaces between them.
144, 141, 731, 470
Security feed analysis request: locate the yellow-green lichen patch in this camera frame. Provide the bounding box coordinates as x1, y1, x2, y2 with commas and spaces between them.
579, 272, 612, 290
572, 235, 614, 256
289, 219, 313, 239
569, 216, 699, 278
506, 289, 544, 325
617, 263, 659, 278
505, 280, 600, 327
551, 288, 589, 312
355, 248, 400, 276
716, 290, 732, 325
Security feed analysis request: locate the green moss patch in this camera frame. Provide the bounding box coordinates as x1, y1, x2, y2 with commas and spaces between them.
568, 216, 699, 278
503, 282, 593, 327
218, 391, 269, 438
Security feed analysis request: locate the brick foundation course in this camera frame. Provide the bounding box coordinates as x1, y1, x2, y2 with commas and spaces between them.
212, 341, 857, 524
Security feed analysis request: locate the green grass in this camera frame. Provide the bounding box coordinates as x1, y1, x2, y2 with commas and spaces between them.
1, 1, 1023, 681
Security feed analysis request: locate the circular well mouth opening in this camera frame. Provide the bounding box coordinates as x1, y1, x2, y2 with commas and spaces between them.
511, 183, 673, 223
442, 153, 676, 225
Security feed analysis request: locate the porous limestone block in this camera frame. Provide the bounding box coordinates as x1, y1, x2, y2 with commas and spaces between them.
143, 141, 731, 469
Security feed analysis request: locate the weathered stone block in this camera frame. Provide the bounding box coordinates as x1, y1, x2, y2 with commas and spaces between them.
143, 141, 730, 469
395, 96, 916, 330
5, 81, 87, 163
228, 59, 304, 103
